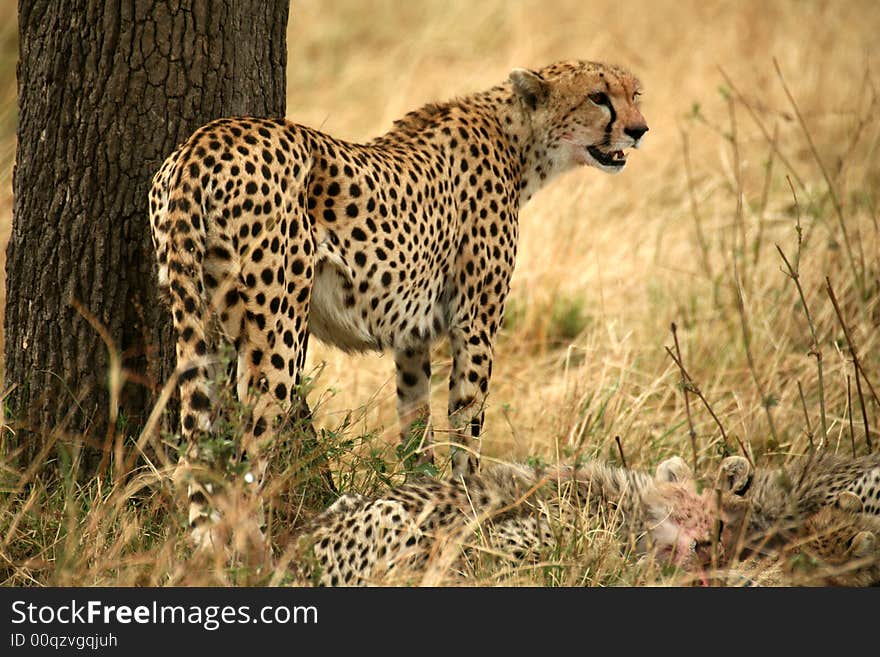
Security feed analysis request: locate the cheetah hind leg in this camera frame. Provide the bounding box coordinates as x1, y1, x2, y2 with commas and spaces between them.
167, 315, 270, 564
179, 440, 271, 570
183, 394, 335, 563
394, 345, 436, 476
262, 394, 338, 541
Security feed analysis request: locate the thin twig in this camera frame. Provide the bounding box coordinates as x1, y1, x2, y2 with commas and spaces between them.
130, 369, 181, 475
777, 242, 828, 443
732, 262, 779, 447
70, 298, 125, 480
680, 130, 718, 308
776, 183, 828, 446
786, 176, 805, 273
671, 323, 698, 470
614, 435, 627, 469
837, 67, 878, 175
753, 122, 779, 268
847, 375, 855, 458
826, 277, 875, 451
727, 96, 747, 284
773, 58, 864, 297
854, 369, 872, 454
796, 380, 814, 451
718, 66, 807, 192
664, 346, 752, 466
0, 384, 17, 441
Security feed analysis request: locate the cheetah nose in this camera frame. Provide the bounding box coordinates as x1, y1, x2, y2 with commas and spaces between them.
625, 124, 648, 141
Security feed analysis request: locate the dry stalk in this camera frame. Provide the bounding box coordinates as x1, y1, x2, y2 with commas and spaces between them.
671, 322, 698, 470
837, 67, 878, 174
727, 96, 747, 284
776, 180, 828, 446
854, 368, 872, 452
825, 277, 875, 451
680, 130, 718, 308
753, 122, 779, 267
773, 58, 864, 297
718, 66, 807, 193
130, 371, 180, 474
0, 384, 17, 442
664, 345, 752, 466
796, 380, 814, 450
846, 375, 856, 458
732, 262, 779, 447
70, 298, 124, 480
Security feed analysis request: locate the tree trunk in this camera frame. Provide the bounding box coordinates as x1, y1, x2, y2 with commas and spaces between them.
5, 0, 288, 473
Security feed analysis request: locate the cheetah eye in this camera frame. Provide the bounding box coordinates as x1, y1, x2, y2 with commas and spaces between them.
588, 92, 611, 108
633, 90, 642, 102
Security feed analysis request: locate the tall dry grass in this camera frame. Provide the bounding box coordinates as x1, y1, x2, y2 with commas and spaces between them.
1, 0, 879, 585
291, 0, 880, 464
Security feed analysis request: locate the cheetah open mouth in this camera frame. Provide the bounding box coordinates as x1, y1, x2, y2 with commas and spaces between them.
586, 145, 627, 168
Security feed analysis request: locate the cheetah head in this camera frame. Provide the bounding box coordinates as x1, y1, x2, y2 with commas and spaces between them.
780, 505, 880, 586
642, 458, 752, 580
509, 60, 648, 175
643, 461, 721, 573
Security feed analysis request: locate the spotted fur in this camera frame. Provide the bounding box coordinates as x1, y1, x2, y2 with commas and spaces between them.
295, 457, 727, 586
300, 453, 880, 586
716, 497, 880, 587
716, 452, 880, 551
148, 60, 648, 547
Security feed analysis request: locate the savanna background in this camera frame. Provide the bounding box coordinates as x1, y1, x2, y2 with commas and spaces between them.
1, 0, 878, 585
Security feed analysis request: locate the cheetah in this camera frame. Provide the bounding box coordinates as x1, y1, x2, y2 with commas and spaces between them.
294, 457, 727, 586
297, 453, 880, 587
714, 498, 880, 587
715, 452, 880, 554
779, 502, 880, 586
148, 60, 648, 546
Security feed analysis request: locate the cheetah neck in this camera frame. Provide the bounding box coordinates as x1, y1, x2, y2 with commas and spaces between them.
465, 85, 577, 209
376, 84, 572, 212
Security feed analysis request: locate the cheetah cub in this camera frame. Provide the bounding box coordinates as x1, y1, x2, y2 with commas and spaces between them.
716, 452, 880, 546
295, 457, 726, 586
712, 452, 880, 585
715, 496, 879, 586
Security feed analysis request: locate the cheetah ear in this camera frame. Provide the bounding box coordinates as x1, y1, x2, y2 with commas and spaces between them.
510, 68, 549, 111
654, 456, 693, 484
836, 491, 864, 513
717, 456, 752, 495
850, 531, 876, 558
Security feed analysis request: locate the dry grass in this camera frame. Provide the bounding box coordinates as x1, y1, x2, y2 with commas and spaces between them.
2, 0, 879, 585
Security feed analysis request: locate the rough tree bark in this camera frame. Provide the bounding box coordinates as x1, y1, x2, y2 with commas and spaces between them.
5, 0, 289, 472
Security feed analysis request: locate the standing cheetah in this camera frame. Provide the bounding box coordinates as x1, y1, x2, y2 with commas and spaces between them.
295, 457, 728, 586
148, 61, 648, 547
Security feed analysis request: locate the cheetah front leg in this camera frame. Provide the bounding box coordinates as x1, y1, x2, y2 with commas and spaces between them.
394, 344, 435, 468
448, 325, 495, 477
